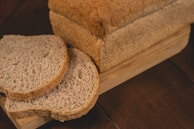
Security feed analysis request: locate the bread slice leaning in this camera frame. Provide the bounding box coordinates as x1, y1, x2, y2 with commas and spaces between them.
4, 48, 99, 122
0, 35, 69, 100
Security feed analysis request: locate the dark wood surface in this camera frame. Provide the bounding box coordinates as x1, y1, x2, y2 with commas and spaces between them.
0, 1, 194, 129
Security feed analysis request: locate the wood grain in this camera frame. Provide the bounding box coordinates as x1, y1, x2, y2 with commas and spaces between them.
99, 25, 190, 94
0, 108, 15, 129
0, 0, 52, 37
170, 24, 194, 81
0, 25, 191, 129
38, 105, 119, 129
0, 0, 24, 27
99, 59, 194, 129
0, 1, 194, 129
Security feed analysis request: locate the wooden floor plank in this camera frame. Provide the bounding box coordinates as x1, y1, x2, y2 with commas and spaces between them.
0, 108, 15, 129
0, 1, 194, 128
99, 26, 190, 94
170, 24, 194, 81
0, 0, 25, 27
98, 61, 194, 129
0, 26, 190, 129
0, 0, 52, 37
38, 105, 119, 129
0, 103, 119, 129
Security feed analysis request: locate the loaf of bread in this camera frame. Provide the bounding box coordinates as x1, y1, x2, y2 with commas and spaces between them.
0, 35, 69, 100
49, 0, 177, 37
5, 48, 99, 121
49, 0, 194, 72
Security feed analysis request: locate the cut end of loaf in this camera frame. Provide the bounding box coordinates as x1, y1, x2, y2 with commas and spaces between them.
49, 10, 103, 72
0, 35, 69, 100
5, 48, 100, 122
49, 0, 194, 73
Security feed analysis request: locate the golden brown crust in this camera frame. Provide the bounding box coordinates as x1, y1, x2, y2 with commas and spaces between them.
6, 48, 100, 122
52, 67, 99, 122
49, 0, 194, 72
49, 10, 103, 71
48, 0, 177, 37
0, 36, 69, 100
9, 72, 99, 122
7, 54, 69, 100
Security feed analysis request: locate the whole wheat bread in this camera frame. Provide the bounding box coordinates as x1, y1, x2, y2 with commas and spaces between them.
48, 0, 176, 37
49, 0, 194, 72
4, 48, 99, 122
0, 35, 69, 100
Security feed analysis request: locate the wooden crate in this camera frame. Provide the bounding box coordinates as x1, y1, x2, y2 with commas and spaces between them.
0, 25, 191, 129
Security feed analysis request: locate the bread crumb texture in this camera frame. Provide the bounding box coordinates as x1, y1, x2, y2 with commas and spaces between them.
5, 48, 99, 121
0, 35, 68, 100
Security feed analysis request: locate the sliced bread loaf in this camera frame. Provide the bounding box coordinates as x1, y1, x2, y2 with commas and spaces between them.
49, 0, 194, 72
4, 48, 99, 122
0, 35, 68, 100
48, 0, 176, 37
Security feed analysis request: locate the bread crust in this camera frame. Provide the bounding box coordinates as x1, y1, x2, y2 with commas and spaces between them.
7, 54, 69, 100
0, 35, 69, 100
49, 10, 103, 70
49, 0, 194, 72
5, 48, 100, 122
48, 0, 176, 37
8, 74, 99, 122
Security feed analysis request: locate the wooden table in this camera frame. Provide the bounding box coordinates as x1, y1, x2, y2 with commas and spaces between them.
1, 1, 194, 129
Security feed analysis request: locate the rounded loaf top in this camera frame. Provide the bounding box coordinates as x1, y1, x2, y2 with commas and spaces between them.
48, 0, 176, 37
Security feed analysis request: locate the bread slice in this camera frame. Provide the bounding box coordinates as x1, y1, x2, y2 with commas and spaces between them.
0, 35, 69, 100
49, 0, 194, 72
4, 48, 99, 122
